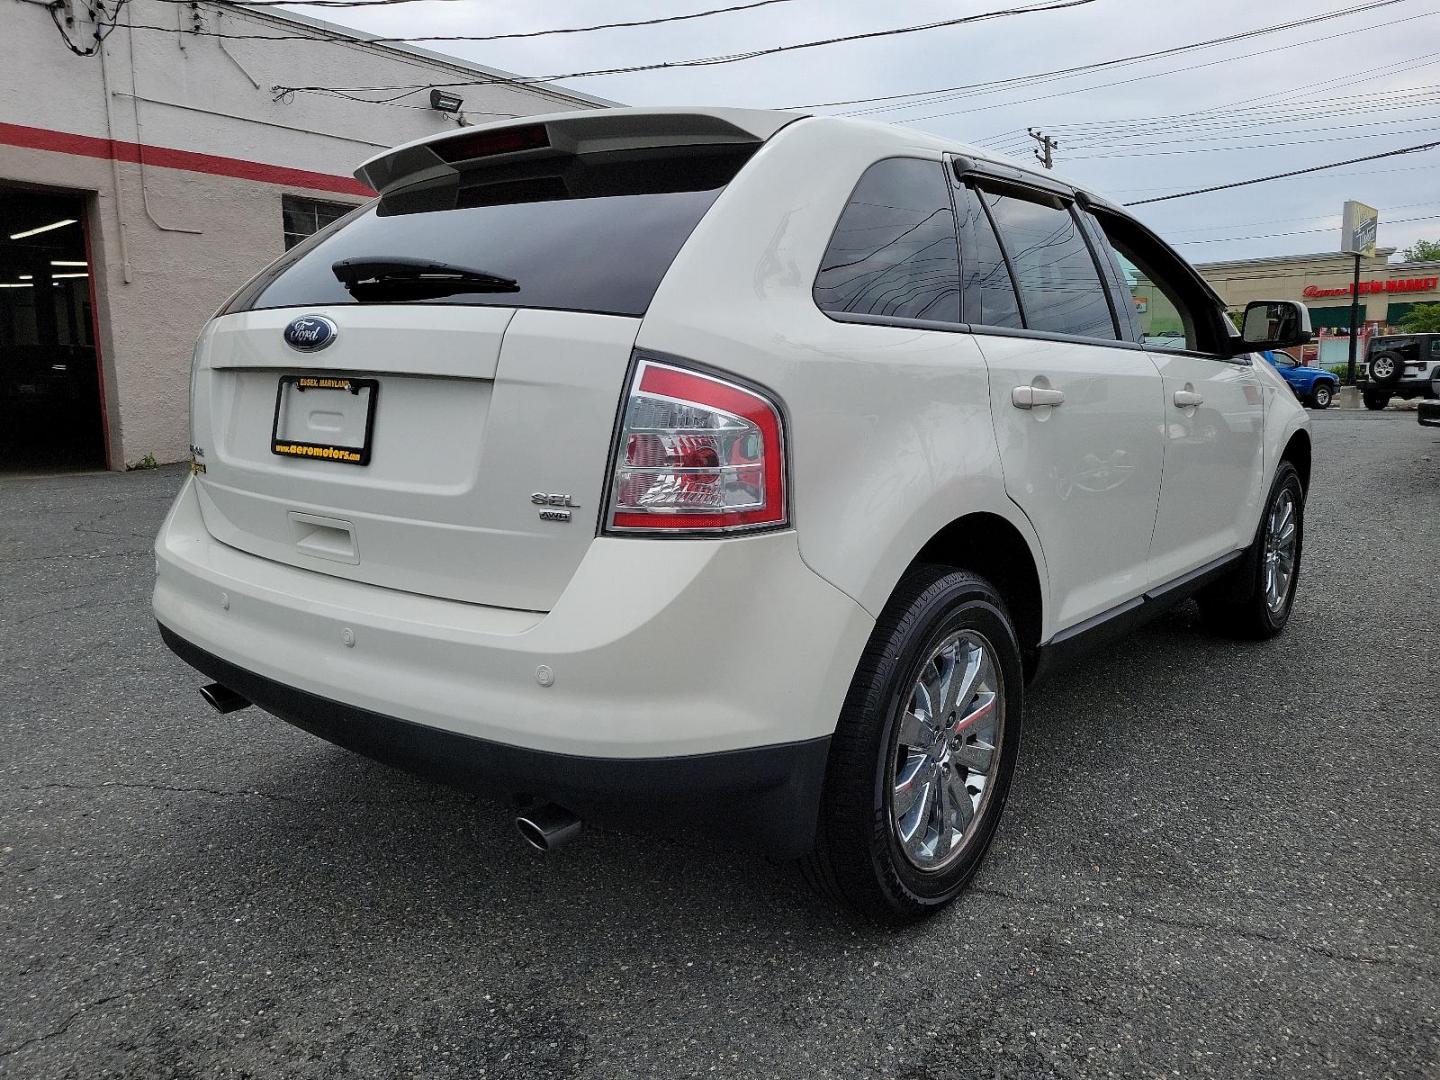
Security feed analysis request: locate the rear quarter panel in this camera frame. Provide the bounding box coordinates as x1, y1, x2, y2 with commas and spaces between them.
636, 118, 1053, 634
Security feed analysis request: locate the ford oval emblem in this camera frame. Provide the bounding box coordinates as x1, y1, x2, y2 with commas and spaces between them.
283, 314, 338, 352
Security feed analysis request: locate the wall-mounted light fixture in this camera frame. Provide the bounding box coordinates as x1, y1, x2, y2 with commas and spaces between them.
429, 88, 464, 114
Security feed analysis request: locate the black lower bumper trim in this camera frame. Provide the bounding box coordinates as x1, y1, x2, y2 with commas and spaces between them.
1031, 550, 1244, 683
159, 624, 829, 857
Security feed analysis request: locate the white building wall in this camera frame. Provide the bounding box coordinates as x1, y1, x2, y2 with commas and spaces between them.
0, 0, 608, 467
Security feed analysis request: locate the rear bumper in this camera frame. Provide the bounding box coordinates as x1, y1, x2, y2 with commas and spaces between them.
154, 476, 873, 852
160, 625, 830, 856
1359, 378, 1440, 399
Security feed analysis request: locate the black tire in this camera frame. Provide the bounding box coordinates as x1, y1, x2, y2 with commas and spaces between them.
1197, 461, 1304, 640
1309, 382, 1333, 409
1363, 390, 1391, 411
802, 566, 1023, 923
1369, 352, 1404, 386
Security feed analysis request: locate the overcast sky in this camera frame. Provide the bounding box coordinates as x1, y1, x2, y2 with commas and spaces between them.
287, 0, 1440, 264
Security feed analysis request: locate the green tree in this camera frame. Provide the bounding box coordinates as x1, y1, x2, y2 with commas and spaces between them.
1399, 303, 1440, 333
1401, 238, 1440, 261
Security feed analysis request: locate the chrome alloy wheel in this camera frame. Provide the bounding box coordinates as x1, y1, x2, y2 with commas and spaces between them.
1371, 355, 1395, 380
889, 630, 1004, 871
1263, 488, 1298, 614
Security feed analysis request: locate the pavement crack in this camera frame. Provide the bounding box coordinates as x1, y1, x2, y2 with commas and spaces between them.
0, 992, 125, 1059
970, 885, 1432, 972
0, 550, 148, 565
7, 596, 140, 627
8, 779, 473, 813
12, 779, 321, 807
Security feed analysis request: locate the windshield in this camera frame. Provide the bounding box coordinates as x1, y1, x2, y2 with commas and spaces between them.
224, 144, 756, 318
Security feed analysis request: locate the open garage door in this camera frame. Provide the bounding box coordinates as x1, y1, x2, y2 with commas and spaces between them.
0, 189, 106, 473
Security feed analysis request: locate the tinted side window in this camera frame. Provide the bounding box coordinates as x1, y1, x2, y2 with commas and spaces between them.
1089, 210, 1231, 354
1107, 244, 1191, 350
979, 189, 1117, 340
814, 158, 960, 324
955, 184, 1022, 329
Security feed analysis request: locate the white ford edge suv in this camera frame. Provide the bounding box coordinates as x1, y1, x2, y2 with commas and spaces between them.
155, 108, 1313, 921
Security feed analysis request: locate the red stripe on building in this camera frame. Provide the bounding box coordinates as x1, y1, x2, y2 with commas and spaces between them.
0, 121, 375, 197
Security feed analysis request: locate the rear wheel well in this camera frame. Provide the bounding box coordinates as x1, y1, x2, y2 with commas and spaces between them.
911, 513, 1043, 674
1281, 430, 1311, 492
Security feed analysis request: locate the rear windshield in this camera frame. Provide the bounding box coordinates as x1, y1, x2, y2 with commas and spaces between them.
226, 144, 755, 318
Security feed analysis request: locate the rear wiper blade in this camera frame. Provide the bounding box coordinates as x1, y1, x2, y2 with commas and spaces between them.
332, 256, 519, 294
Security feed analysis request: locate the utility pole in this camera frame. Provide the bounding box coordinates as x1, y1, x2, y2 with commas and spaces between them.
1028, 128, 1059, 170
1346, 252, 1362, 385
1341, 200, 1379, 385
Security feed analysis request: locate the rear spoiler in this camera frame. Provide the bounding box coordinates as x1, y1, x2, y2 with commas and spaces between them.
355, 107, 806, 195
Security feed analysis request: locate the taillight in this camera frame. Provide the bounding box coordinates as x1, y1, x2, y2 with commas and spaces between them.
605, 359, 787, 534
432, 123, 550, 164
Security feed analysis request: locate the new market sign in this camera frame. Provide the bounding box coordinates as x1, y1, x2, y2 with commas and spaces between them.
1303, 277, 1440, 299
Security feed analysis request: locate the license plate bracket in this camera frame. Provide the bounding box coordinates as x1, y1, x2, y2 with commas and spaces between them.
270, 375, 378, 466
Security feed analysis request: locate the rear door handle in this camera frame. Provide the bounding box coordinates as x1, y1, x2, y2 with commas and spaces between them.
1173, 389, 1204, 408
1011, 385, 1065, 409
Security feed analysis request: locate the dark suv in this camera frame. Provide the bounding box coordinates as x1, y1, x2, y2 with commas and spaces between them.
1360, 333, 1440, 410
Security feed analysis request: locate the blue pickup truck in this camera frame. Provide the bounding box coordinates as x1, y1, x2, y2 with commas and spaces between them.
1262, 351, 1339, 409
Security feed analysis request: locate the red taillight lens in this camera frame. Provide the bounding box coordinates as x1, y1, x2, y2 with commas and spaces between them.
432, 123, 550, 164
606, 359, 787, 534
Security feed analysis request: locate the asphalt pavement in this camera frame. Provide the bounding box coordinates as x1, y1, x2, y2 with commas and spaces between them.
2, 409, 1437, 1079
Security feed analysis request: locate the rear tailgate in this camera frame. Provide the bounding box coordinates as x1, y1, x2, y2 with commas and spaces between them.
192, 306, 636, 611
191, 111, 794, 610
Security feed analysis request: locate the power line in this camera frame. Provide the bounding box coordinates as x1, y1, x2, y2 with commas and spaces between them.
264, 0, 1099, 97
153, 0, 484, 6
1173, 213, 1440, 247
150, 0, 474, 6
1123, 140, 1440, 207
1035, 85, 1440, 140
982, 102, 1440, 158
782, 1, 1411, 111
1165, 200, 1440, 236
48, 0, 131, 56
886, 8, 1436, 124
1109, 161, 1436, 196
128, 0, 802, 42
972, 47, 1440, 151
1023, 90, 1440, 147
992, 86, 1430, 141
1063, 120, 1440, 160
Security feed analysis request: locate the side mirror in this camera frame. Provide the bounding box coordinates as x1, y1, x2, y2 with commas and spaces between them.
1238, 300, 1313, 353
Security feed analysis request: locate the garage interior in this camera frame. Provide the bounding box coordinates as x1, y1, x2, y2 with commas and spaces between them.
0, 188, 106, 473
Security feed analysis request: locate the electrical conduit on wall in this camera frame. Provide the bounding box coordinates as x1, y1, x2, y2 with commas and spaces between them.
126, 8, 203, 236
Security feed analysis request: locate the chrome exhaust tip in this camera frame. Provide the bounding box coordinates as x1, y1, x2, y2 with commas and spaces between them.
515, 802, 582, 853
199, 682, 250, 714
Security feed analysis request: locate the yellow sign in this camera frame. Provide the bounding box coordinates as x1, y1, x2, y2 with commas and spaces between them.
1341, 200, 1378, 258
